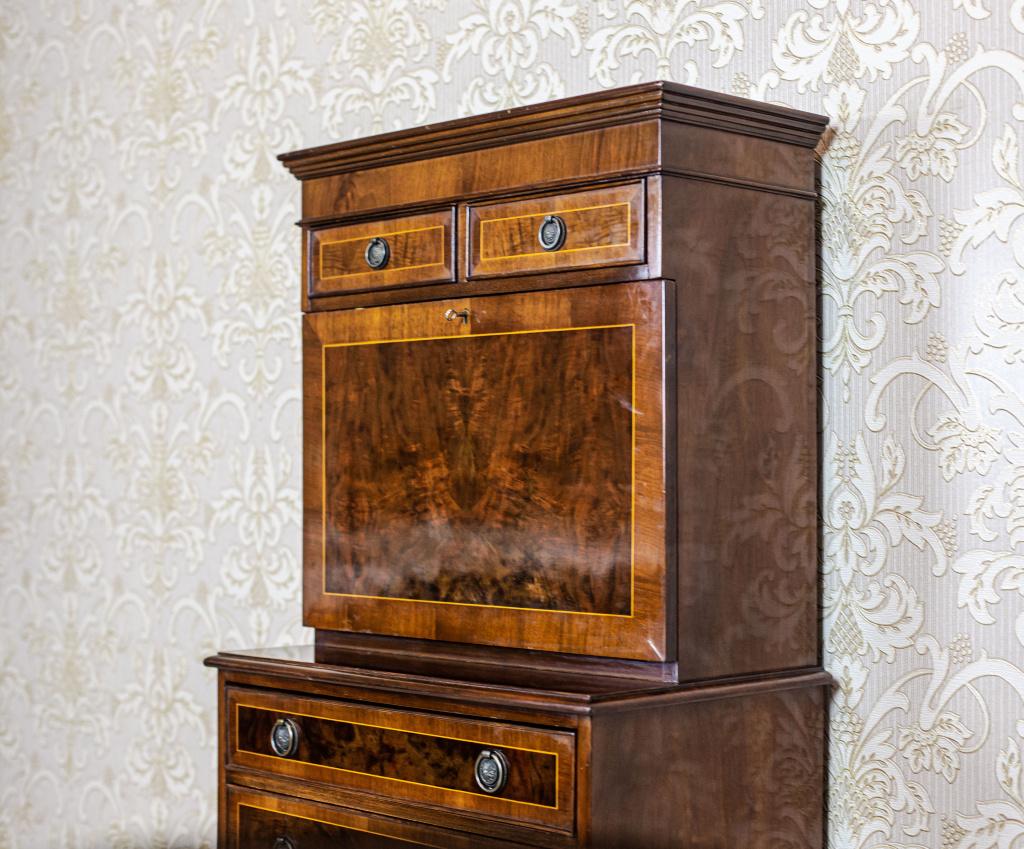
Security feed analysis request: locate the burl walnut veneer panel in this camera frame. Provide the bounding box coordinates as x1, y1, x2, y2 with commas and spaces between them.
322, 326, 633, 613
303, 280, 670, 661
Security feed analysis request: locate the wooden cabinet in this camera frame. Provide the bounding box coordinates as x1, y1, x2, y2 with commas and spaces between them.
208, 81, 830, 848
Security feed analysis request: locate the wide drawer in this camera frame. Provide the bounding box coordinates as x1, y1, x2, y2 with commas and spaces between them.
227, 688, 576, 833
228, 785, 525, 849
467, 182, 644, 278
308, 208, 455, 297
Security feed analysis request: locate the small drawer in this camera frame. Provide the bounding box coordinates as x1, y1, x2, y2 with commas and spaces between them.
309, 208, 455, 297
468, 182, 644, 278
228, 786, 515, 849
227, 688, 575, 833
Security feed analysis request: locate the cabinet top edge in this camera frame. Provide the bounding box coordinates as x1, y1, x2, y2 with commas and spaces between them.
204, 647, 830, 715
279, 81, 830, 181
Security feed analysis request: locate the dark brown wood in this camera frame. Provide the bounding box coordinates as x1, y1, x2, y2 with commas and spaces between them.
663, 175, 819, 681
228, 785, 528, 849
588, 676, 826, 849
309, 207, 455, 298
226, 687, 575, 831
210, 81, 830, 849
303, 280, 671, 661
218, 671, 228, 849
211, 650, 829, 848
468, 182, 644, 279
312, 630, 679, 687
278, 81, 827, 181
323, 327, 632, 612
301, 122, 659, 222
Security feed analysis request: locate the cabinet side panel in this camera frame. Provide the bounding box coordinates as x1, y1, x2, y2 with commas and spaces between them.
665, 175, 819, 679
589, 683, 826, 849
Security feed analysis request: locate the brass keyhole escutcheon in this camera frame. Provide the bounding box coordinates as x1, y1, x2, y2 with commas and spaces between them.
444, 308, 470, 324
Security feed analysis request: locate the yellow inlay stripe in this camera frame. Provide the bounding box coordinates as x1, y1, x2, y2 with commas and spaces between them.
238, 803, 426, 845
479, 200, 631, 262
318, 223, 446, 281
319, 323, 636, 619
234, 702, 562, 810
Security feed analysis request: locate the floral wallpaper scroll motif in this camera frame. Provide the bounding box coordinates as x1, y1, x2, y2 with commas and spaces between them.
2, 1, 1024, 847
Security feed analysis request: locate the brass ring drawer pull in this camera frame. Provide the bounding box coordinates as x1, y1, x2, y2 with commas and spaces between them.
474, 748, 509, 794
537, 214, 567, 251
272, 838, 295, 849
364, 236, 390, 269
270, 717, 300, 757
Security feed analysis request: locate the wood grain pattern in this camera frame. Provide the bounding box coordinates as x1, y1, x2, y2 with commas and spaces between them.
213, 653, 829, 849
322, 324, 633, 614
278, 81, 828, 180
304, 173, 662, 314
300, 122, 659, 222
588, 678, 827, 849
226, 687, 575, 832
660, 120, 818, 194
303, 280, 671, 661
236, 802, 418, 849
468, 183, 644, 279
662, 175, 819, 681
228, 786, 526, 849
309, 208, 454, 297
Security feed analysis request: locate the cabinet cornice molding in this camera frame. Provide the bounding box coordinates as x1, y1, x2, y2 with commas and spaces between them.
278, 81, 830, 181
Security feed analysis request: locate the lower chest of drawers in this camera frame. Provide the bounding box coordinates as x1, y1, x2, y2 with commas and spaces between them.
213, 653, 828, 849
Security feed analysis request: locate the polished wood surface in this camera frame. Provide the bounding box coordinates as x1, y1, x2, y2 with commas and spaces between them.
664, 176, 819, 681
309, 207, 454, 298
236, 802, 417, 849
468, 182, 644, 279
279, 81, 827, 181
227, 686, 574, 831
303, 280, 671, 661
228, 786, 523, 849
588, 678, 826, 849
211, 81, 830, 849
301, 122, 659, 225
321, 325, 633, 612
211, 652, 829, 848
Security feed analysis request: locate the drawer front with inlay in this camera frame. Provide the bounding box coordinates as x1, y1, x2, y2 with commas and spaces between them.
468, 182, 644, 278
309, 208, 455, 297
227, 688, 575, 832
228, 786, 518, 849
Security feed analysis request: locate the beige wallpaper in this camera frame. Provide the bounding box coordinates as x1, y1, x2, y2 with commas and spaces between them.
1, 1, 1023, 846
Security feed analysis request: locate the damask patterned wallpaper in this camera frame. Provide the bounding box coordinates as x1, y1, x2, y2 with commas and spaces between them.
1, 1, 1023, 846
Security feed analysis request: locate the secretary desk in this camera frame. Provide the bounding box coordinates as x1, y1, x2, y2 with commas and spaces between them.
206, 81, 830, 849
